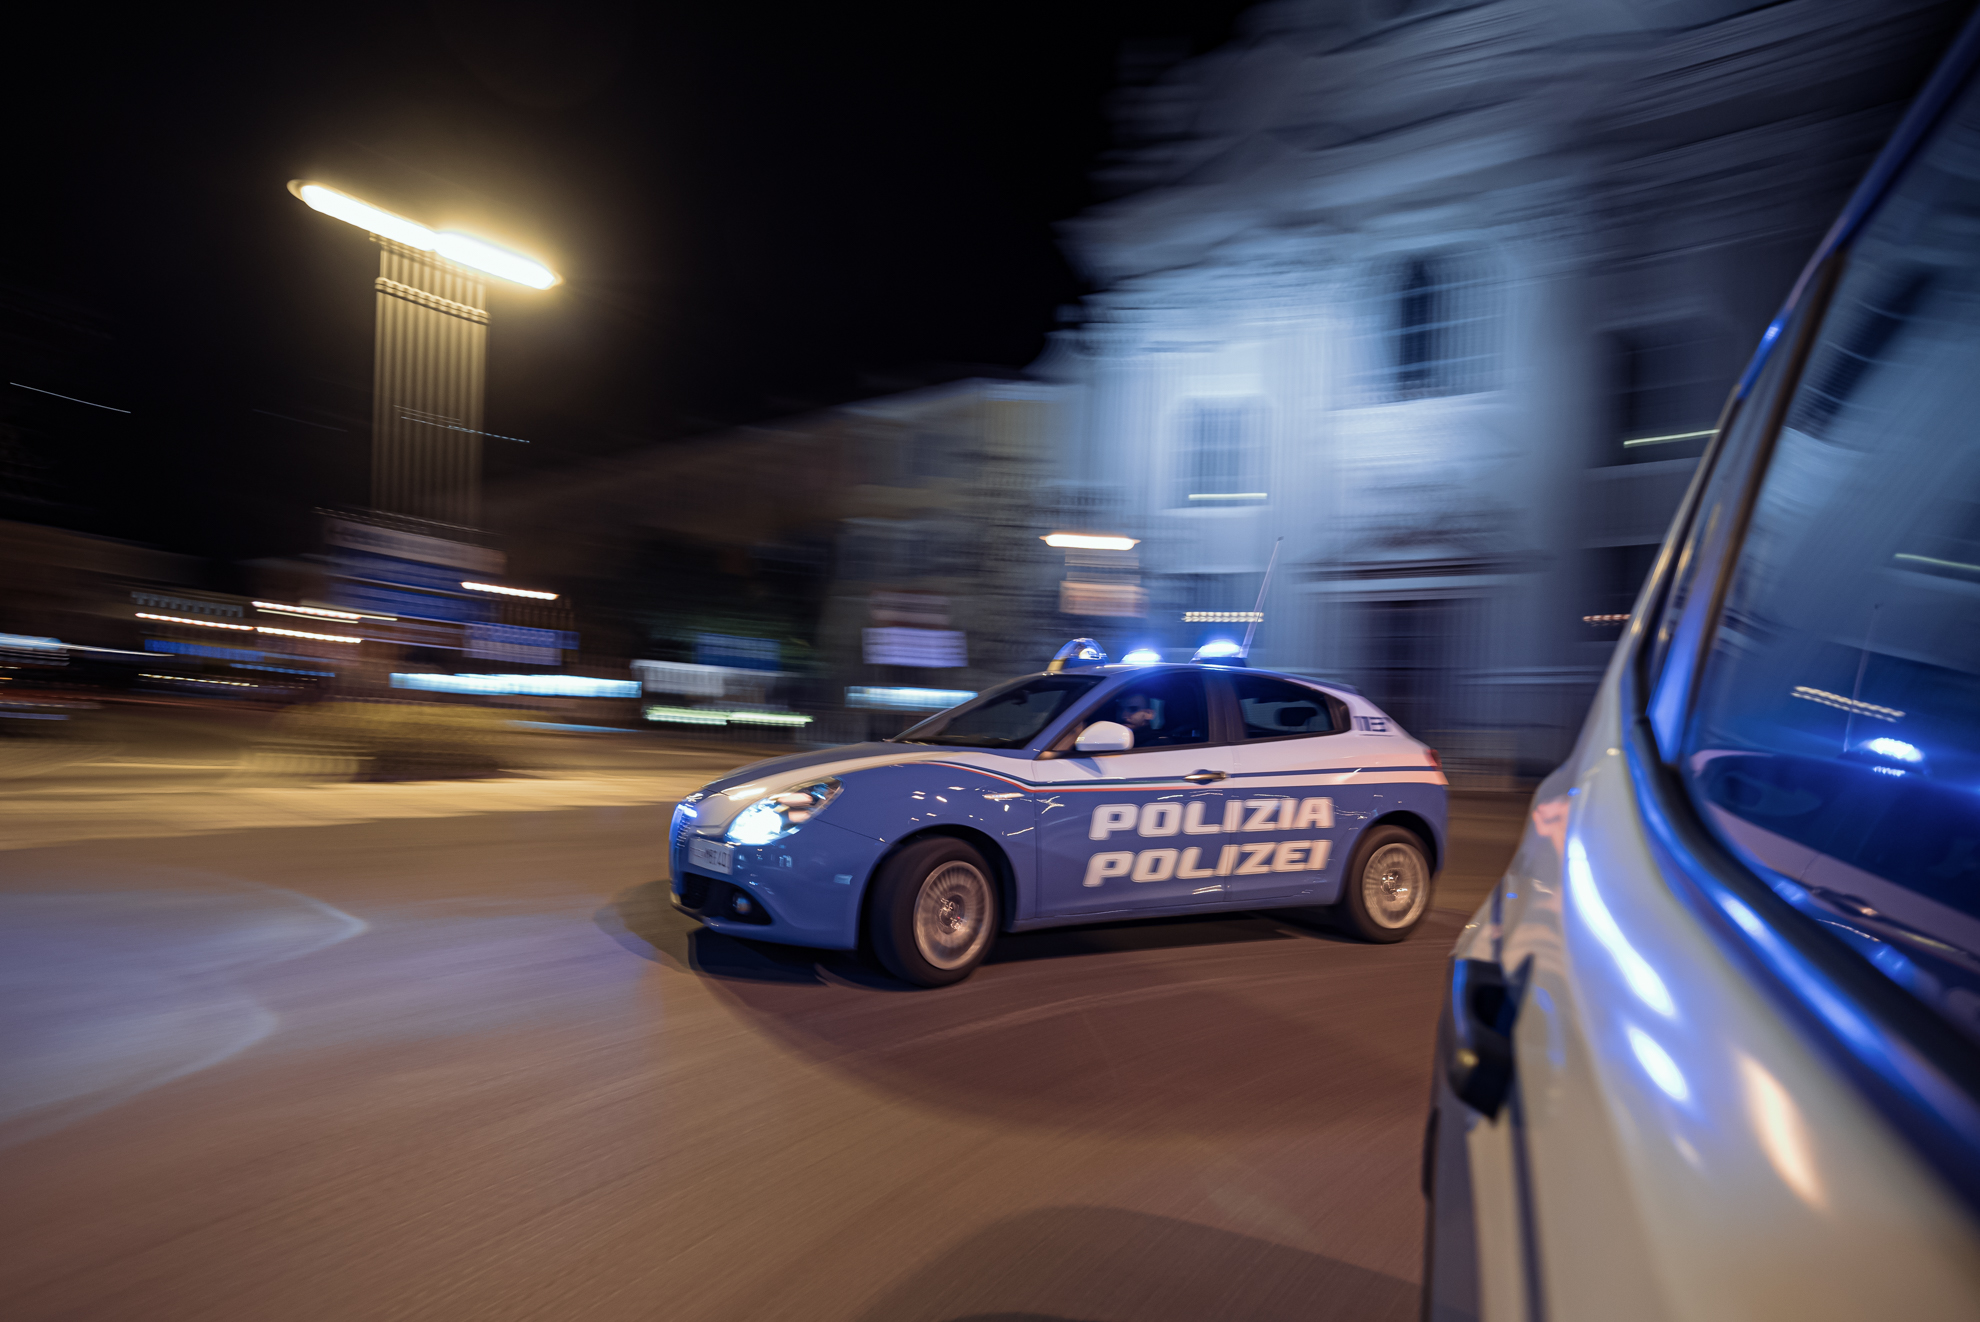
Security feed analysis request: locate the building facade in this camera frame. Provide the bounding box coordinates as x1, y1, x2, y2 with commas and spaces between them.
1037, 0, 1967, 774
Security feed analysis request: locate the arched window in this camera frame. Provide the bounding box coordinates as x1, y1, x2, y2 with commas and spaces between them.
1360, 251, 1499, 403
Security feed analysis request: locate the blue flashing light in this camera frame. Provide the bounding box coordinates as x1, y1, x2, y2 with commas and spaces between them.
1858, 737, 1923, 764
1121, 647, 1163, 665
1191, 639, 1245, 661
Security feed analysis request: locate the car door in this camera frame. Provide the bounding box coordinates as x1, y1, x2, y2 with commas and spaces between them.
1030, 669, 1233, 917
1430, 67, 1980, 1317
1209, 672, 1357, 903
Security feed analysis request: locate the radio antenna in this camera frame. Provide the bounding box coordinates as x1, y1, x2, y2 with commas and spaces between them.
1240, 537, 1282, 659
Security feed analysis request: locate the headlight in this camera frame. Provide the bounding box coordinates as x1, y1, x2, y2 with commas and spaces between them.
725, 776, 842, 846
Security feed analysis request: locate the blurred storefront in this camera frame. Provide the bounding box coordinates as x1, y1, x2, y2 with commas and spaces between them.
487, 377, 1068, 739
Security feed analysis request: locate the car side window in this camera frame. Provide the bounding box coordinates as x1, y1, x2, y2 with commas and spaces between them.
1098, 671, 1213, 749
1233, 674, 1345, 739
1679, 78, 1980, 1049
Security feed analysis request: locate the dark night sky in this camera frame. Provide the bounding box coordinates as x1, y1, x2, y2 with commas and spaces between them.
4, 3, 1252, 566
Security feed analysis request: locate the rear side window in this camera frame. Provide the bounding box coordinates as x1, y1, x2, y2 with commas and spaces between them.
1680, 81, 1980, 1048
1233, 674, 1346, 739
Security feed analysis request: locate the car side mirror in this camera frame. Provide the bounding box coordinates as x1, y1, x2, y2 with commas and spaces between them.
1074, 720, 1135, 753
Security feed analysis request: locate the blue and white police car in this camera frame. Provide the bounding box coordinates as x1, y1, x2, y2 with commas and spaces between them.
670, 639, 1448, 986
1423, 20, 1980, 1317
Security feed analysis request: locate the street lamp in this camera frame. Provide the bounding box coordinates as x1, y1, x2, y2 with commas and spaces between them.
287, 180, 558, 526
289, 183, 559, 288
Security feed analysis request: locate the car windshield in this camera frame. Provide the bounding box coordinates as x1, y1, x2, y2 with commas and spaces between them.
1679, 77, 1980, 1050
895, 674, 1102, 747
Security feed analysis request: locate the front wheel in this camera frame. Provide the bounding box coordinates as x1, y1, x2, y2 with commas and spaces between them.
1331, 825, 1434, 943
867, 837, 1000, 986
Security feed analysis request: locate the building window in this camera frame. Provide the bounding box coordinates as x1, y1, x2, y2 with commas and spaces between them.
1360, 252, 1499, 403
1608, 319, 1735, 463
1173, 398, 1267, 508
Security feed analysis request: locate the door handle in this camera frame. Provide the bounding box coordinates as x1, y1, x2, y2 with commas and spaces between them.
1444, 957, 1519, 1118
1182, 770, 1227, 783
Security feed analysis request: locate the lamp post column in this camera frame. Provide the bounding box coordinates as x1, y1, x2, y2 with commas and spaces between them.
370, 238, 489, 528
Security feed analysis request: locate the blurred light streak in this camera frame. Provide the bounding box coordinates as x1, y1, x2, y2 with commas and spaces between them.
845, 686, 976, 711
1183, 612, 1262, 623
136, 612, 253, 632
1041, 533, 1138, 550
391, 672, 639, 698
145, 639, 266, 662
250, 409, 346, 432
141, 673, 255, 687
1186, 492, 1267, 501
137, 613, 361, 644
1567, 836, 1676, 1017
253, 601, 361, 621
8, 382, 130, 412
1622, 429, 1715, 448
460, 581, 557, 600
1791, 686, 1902, 721
401, 416, 531, 444
1894, 552, 1980, 574
290, 182, 560, 288
643, 706, 812, 727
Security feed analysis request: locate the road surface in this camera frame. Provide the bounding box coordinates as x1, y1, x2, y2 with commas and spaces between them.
0, 728, 1525, 1322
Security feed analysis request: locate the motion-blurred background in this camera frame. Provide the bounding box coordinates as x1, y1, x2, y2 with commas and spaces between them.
5, 0, 1967, 778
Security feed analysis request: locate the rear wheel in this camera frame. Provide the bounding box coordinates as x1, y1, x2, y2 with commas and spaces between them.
1332, 824, 1434, 943
867, 837, 999, 987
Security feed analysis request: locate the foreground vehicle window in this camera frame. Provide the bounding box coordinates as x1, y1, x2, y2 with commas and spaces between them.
1682, 82, 1980, 1049
896, 675, 1101, 747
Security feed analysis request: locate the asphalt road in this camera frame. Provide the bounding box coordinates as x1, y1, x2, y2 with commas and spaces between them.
0, 746, 1525, 1322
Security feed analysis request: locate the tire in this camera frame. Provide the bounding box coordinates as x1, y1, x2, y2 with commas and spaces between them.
1331, 824, 1434, 943
867, 837, 1000, 987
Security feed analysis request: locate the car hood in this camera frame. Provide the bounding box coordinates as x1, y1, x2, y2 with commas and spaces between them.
688, 742, 951, 830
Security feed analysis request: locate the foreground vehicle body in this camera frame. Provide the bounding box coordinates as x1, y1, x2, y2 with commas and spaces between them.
669, 656, 1447, 985
1423, 27, 1980, 1320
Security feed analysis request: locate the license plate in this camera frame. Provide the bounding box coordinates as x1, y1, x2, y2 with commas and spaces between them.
687, 838, 733, 875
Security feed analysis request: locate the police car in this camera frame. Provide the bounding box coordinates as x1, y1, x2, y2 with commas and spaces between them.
1422, 24, 1980, 1317
670, 639, 1448, 986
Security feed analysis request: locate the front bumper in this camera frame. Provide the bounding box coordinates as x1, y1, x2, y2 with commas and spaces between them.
669, 816, 889, 949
